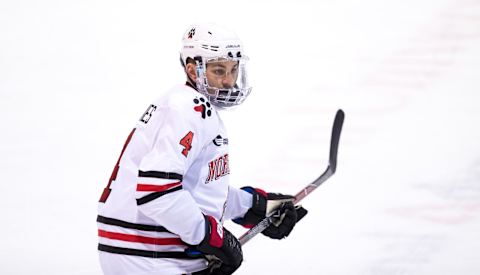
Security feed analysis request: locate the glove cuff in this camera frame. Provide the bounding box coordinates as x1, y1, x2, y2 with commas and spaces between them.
233, 186, 267, 228
199, 215, 223, 249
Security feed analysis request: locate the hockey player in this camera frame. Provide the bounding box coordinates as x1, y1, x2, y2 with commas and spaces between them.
97, 23, 307, 275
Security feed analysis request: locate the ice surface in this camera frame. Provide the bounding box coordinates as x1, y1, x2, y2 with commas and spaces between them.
1, 0, 479, 274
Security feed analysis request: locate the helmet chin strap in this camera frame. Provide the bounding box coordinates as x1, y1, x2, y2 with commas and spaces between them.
186, 76, 197, 90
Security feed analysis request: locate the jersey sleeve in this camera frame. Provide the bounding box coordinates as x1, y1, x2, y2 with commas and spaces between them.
135, 104, 208, 245
224, 186, 253, 221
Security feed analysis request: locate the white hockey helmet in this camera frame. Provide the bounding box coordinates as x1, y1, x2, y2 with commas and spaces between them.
180, 23, 252, 108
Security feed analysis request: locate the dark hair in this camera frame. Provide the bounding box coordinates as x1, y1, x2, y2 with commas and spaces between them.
180, 55, 196, 69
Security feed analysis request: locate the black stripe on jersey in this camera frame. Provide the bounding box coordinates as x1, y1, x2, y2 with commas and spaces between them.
138, 170, 183, 181
136, 185, 183, 205
96, 215, 169, 232
98, 244, 202, 259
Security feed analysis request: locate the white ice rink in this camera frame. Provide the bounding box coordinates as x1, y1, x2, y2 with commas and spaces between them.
1, 0, 479, 274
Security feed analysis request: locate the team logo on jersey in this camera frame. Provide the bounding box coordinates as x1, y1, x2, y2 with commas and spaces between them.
193, 97, 212, 119
187, 28, 195, 39
139, 104, 157, 124
205, 154, 230, 184
213, 135, 228, 146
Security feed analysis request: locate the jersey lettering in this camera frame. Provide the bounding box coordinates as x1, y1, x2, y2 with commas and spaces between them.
205, 154, 230, 184
140, 104, 157, 124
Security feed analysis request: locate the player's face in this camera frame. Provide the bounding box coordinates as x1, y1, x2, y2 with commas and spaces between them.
205, 59, 239, 91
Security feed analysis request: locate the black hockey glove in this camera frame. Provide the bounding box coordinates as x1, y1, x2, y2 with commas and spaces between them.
192, 215, 243, 275
233, 186, 308, 240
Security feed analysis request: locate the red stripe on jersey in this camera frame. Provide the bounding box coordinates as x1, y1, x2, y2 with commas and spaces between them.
136, 182, 182, 192
98, 229, 185, 246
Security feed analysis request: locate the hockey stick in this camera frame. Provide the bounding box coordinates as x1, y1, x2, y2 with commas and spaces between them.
238, 109, 345, 246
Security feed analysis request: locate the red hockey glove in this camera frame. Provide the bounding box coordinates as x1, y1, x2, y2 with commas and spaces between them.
193, 215, 243, 275
233, 186, 308, 239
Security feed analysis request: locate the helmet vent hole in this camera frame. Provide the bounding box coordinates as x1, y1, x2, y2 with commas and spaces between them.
200, 45, 219, 52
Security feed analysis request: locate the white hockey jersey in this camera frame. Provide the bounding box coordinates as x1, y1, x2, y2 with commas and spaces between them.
97, 84, 253, 275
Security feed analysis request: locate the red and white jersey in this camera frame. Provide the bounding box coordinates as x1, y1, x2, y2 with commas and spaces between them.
97, 84, 253, 275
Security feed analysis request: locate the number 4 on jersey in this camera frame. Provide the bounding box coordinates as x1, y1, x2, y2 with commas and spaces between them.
180, 131, 194, 157
99, 128, 136, 203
